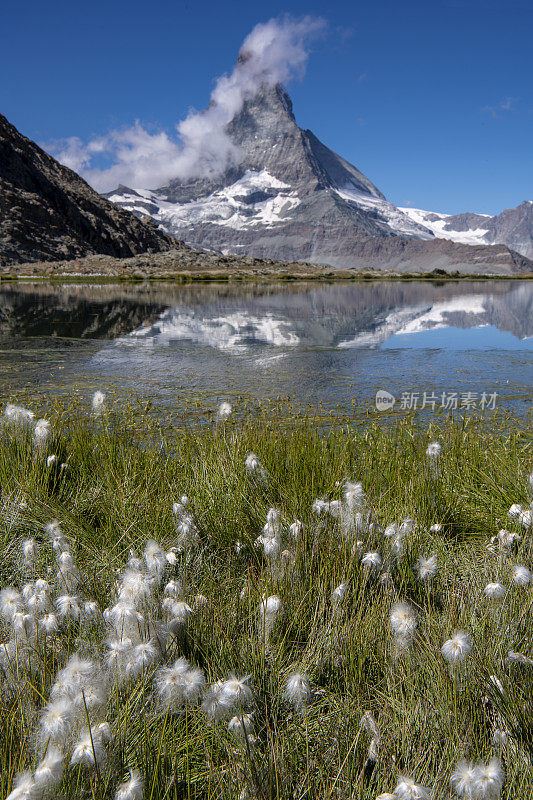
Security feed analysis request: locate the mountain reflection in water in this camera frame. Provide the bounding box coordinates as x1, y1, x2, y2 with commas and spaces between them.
1, 280, 531, 415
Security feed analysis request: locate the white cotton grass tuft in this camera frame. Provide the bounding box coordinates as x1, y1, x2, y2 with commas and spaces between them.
51, 653, 101, 701
39, 697, 75, 747
361, 712, 381, 763
201, 675, 253, 721
22, 538, 38, 568
519, 509, 533, 528
70, 724, 108, 769
508, 503, 523, 519
33, 418, 51, 448
115, 769, 145, 800
416, 554, 438, 581
331, 583, 348, 605
473, 758, 504, 799
5, 770, 36, 800
394, 774, 432, 799
284, 671, 311, 709
450, 757, 504, 799
91, 390, 106, 416
55, 594, 81, 622
166, 601, 194, 635
390, 602, 418, 655
4, 403, 35, 428
390, 602, 418, 638
258, 594, 282, 647
143, 540, 167, 578
0, 588, 24, 622
154, 658, 205, 711
216, 401, 232, 421
83, 600, 101, 622
506, 650, 533, 666
172, 501, 201, 551
488, 528, 521, 553
483, 582, 506, 600
228, 713, 255, 741
118, 568, 155, 606
40, 613, 59, 634
450, 761, 477, 798
289, 519, 304, 541
245, 452, 268, 481
426, 441, 441, 459
512, 565, 532, 586
442, 630, 472, 667
33, 745, 64, 793
361, 551, 382, 572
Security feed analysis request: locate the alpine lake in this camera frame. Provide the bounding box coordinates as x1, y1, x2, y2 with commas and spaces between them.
3, 278, 532, 422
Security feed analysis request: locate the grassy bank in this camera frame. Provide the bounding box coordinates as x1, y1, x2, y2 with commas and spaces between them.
0, 398, 532, 799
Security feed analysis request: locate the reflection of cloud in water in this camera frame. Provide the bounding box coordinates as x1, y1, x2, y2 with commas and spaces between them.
115, 309, 299, 352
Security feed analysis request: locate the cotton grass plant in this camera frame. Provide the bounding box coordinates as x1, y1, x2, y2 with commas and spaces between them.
0, 394, 532, 799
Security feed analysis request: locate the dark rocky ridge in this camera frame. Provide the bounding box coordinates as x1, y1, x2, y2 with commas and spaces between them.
0, 114, 176, 265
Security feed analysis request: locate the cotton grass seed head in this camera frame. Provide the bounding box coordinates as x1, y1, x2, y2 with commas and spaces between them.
426, 441, 441, 459
361, 551, 382, 572
4, 403, 35, 427
394, 774, 431, 799
442, 630, 472, 667
70, 726, 108, 769
155, 657, 205, 710
512, 565, 532, 586
34, 746, 64, 791
390, 602, 418, 638
483, 582, 506, 600
5, 770, 36, 800
416, 554, 438, 581
228, 713, 254, 739
331, 583, 347, 604
201, 675, 253, 721
115, 769, 144, 800
216, 401, 232, 420
450, 760, 477, 798
284, 672, 311, 708
91, 390, 106, 416
472, 758, 504, 799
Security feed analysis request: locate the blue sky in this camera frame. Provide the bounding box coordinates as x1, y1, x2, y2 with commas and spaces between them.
1, 0, 531, 214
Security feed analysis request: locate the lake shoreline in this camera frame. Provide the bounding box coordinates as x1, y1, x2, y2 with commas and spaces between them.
2, 247, 532, 282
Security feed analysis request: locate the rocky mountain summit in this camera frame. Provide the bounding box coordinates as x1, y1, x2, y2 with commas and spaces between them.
107, 83, 532, 274
0, 114, 175, 265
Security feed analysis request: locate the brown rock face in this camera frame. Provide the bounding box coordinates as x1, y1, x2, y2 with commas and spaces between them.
0, 114, 176, 265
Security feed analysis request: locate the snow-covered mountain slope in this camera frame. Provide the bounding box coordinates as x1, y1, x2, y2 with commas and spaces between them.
109, 169, 430, 242
106, 78, 532, 273
399, 208, 492, 246
400, 202, 533, 259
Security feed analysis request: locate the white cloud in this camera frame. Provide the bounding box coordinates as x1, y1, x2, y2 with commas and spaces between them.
45, 15, 326, 192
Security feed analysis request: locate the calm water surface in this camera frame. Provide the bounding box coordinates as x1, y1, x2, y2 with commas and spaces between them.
3, 280, 532, 416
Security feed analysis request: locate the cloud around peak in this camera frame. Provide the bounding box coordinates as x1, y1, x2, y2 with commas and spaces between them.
46, 15, 326, 192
